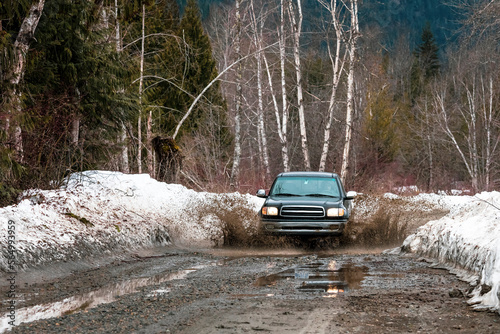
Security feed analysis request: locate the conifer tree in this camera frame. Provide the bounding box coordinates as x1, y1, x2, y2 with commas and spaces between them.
159, 0, 231, 183
21, 0, 135, 183
410, 22, 440, 101
156, 0, 230, 141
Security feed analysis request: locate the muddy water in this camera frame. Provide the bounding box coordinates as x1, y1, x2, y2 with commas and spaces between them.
255, 261, 369, 296
2, 247, 500, 334
0, 263, 214, 332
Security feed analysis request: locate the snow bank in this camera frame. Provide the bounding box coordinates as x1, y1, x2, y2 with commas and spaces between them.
402, 191, 500, 314
0, 171, 263, 272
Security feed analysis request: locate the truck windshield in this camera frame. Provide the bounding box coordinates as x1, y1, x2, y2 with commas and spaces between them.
270, 176, 340, 198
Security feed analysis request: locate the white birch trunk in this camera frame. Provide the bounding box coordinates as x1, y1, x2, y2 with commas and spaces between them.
230, 0, 242, 187
434, 88, 476, 190
262, 52, 289, 172
484, 76, 494, 190
137, 4, 145, 174
340, 0, 359, 182
424, 100, 433, 190
121, 122, 129, 173
289, 0, 310, 171
147, 108, 153, 176
318, 0, 345, 172
115, 0, 129, 173
71, 117, 80, 146
256, 48, 271, 180
250, 0, 271, 180
6, 0, 46, 162
465, 82, 479, 191
279, 0, 290, 172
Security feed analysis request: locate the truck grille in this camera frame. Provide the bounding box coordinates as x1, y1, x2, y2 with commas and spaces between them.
281, 206, 325, 218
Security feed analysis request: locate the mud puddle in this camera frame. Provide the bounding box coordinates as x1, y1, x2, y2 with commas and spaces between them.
254, 260, 368, 296
0, 263, 214, 333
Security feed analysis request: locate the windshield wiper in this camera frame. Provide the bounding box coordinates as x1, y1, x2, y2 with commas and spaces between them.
273, 193, 300, 197
304, 193, 338, 198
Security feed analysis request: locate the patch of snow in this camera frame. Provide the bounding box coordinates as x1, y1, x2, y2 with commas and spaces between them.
402, 191, 500, 314
2, 170, 499, 316
0, 171, 264, 272
383, 193, 400, 200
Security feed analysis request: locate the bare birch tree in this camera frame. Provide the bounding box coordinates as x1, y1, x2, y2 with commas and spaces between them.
276, 0, 291, 171
249, 0, 271, 181
317, 0, 347, 172
288, 0, 311, 170
4, 0, 46, 163
114, 0, 130, 173
432, 68, 499, 192
137, 4, 145, 174
433, 84, 479, 190
340, 0, 359, 182
230, 0, 243, 187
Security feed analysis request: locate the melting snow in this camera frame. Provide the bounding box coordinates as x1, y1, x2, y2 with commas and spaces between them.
401, 191, 500, 314
1, 171, 499, 314
0, 171, 263, 271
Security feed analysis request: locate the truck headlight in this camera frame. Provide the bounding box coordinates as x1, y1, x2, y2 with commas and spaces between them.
262, 207, 278, 216
327, 208, 345, 217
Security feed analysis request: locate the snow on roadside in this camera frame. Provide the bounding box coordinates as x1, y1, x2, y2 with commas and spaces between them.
0, 171, 263, 272
401, 191, 500, 314
2, 170, 500, 315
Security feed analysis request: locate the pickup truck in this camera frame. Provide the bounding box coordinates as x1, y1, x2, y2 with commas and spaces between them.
256, 171, 356, 236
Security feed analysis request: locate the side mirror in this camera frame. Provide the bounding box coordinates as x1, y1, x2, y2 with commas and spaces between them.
345, 191, 357, 200
256, 189, 267, 198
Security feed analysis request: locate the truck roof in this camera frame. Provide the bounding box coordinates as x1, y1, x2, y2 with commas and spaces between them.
276, 171, 340, 178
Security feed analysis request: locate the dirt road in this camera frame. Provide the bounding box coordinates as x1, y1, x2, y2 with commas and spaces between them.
1, 244, 499, 334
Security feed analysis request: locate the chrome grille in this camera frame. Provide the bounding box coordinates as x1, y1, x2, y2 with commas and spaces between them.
281, 206, 325, 218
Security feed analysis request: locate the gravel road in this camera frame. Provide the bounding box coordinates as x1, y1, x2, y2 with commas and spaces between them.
2, 244, 500, 334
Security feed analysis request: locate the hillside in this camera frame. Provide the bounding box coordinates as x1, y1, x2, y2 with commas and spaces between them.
192, 0, 461, 48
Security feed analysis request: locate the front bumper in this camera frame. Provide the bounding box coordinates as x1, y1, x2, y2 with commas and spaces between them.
261, 220, 346, 236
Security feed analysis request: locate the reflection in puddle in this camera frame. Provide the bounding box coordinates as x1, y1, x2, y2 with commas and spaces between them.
255, 261, 368, 297
230, 293, 275, 298
0, 266, 204, 333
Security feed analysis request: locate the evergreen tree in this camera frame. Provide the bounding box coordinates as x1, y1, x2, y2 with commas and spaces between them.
152, 0, 230, 184
410, 22, 440, 101
415, 22, 440, 79
21, 0, 135, 184
363, 87, 399, 165
156, 0, 229, 139
0, 0, 43, 204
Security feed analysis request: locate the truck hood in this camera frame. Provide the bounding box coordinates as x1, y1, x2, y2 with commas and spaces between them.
265, 196, 343, 207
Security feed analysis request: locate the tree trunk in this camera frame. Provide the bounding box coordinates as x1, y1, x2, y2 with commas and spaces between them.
289, 0, 310, 171
71, 117, 80, 146
115, 0, 129, 173
230, 0, 242, 188
137, 4, 145, 174
424, 99, 434, 190
279, 0, 290, 172
121, 122, 130, 173
153, 136, 182, 183
250, 0, 271, 181
318, 0, 345, 172
433, 87, 477, 191
147, 109, 154, 176
340, 0, 359, 183
5, 0, 46, 163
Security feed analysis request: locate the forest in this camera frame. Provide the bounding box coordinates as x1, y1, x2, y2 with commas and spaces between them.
1, 0, 499, 205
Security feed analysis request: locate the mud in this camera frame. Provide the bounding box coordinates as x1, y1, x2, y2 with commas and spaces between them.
2, 246, 499, 333
2, 195, 497, 333
210, 194, 449, 250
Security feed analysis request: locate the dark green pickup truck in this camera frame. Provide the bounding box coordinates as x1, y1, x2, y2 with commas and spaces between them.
257, 172, 356, 236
